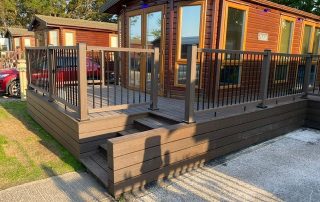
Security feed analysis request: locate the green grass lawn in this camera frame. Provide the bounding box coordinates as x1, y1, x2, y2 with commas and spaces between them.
0, 100, 84, 190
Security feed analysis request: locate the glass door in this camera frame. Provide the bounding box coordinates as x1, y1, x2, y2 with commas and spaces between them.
127, 6, 165, 93
129, 14, 142, 88
146, 10, 163, 91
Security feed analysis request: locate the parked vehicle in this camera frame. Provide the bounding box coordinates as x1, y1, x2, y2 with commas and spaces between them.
30, 56, 115, 87
0, 68, 20, 97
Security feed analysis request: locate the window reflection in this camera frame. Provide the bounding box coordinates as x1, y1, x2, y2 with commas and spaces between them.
179, 5, 201, 59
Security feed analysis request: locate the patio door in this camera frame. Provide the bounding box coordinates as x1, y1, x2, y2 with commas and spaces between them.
127, 6, 165, 94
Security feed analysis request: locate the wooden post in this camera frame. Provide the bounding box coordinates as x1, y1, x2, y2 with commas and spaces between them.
47, 47, 54, 102
257, 49, 272, 108
302, 53, 313, 98
184, 45, 197, 123
25, 49, 32, 89
77, 43, 89, 121
149, 47, 159, 110
101, 50, 105, 86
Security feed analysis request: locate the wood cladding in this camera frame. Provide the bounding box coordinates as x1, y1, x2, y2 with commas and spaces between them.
119, 0, 318, 98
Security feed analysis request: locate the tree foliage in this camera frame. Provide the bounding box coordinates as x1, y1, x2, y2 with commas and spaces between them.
0, 0, 115, 28
270, 0, 320, 15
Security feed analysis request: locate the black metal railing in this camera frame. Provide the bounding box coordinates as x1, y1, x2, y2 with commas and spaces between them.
86, 46, 159, 112
195, 49, 264, 111
184, 45, 317, 123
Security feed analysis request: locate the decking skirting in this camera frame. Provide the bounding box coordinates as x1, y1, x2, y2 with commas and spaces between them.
106, 100, 308, 197
27, 90, 320, 197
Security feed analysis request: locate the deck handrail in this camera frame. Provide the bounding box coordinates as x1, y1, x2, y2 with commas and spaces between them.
26, 43, 160, 121
87, 46, 155, 53
185, 46, 316, 123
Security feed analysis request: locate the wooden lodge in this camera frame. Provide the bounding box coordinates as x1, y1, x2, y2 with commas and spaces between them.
25, 0, 320, 198
4, 27, 35, 51
102, 0, 320, 98
29, 15, 118, 47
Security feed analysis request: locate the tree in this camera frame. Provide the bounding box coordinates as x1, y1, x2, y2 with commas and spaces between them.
66, 0, 116, 22
270, 0, 320, 15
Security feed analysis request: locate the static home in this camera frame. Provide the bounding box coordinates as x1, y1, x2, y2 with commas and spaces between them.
24, 0, 320, 198
29, 15, 118, 47
4, 27, 35, 51
101, 0, 320, 98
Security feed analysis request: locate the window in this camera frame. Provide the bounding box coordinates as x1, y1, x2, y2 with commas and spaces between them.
220, 66, 241, 86
312, 27, 320, 54
225, 7, 246, 51
279, 17, 294, 53
24, 38, 31, 47
302, 24, 313, 54
110, 35, 118, 48
274, 65, 288, 82
14, 38, 20, 49
49, 30, 58, 46
176, 3, 204, 86
220, 3, 248, 86
64, 31, 75, 46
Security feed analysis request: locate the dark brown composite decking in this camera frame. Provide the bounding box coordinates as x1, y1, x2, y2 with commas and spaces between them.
26, 85, 320, 198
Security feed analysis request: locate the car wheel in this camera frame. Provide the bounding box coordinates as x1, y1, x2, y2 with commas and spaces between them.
8, 80, 20, 97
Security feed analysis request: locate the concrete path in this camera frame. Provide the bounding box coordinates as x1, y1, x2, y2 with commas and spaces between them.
126, 128, 320, 202
0, 172, 114, 202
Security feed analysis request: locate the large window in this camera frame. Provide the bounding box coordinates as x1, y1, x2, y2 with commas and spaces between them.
49, 30, 59, 46
64, 31, 75, 46
279, 17, 294, 53
312, 27, 320, 54
302, 24, 313, 54
14, 38, 20, 49
176, 3, 204, 85
225, 7, 246, 51
220, 3, 248, 87
24, 38, 31, 47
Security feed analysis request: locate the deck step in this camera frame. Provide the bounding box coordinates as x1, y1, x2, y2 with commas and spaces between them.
80, 152, 108, 188
134, 116, 173, 130
99, 143, 108, 156
117, 128, 141, 136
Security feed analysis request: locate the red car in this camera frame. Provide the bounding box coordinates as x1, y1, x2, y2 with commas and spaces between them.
0, 68, 20, 97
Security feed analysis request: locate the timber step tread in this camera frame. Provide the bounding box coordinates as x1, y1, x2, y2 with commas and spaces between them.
134, 116, 173, 129
118, 128, 141, 136
80, 152, 108, 188
99, 129, 142, 155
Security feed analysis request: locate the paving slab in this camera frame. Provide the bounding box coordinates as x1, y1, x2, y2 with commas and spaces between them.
0, 172, 114, 202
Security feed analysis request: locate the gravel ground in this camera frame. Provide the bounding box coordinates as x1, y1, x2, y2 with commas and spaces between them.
125, 128, 320, 202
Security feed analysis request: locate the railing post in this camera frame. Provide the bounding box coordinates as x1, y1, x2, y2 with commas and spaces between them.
47, 47, 54, 102
149, 47, 159, 110
77, 43, 89, 121
25, 49, 32, 89
184, 45, 197, 123
302, 53, 313, 98
257, 49, 272, 108
101, 50, 105, 86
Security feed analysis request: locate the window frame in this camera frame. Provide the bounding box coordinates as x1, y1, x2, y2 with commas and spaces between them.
300, 21, 315, 54
273, 64, 289, 83
24, 38, 31, 47
63, 29, 76, 46
174, 1, 206, 87
219, 2, 248, 88
312, 25, 320, 55
48, 29, 60, 46
277, 15, 295, 54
